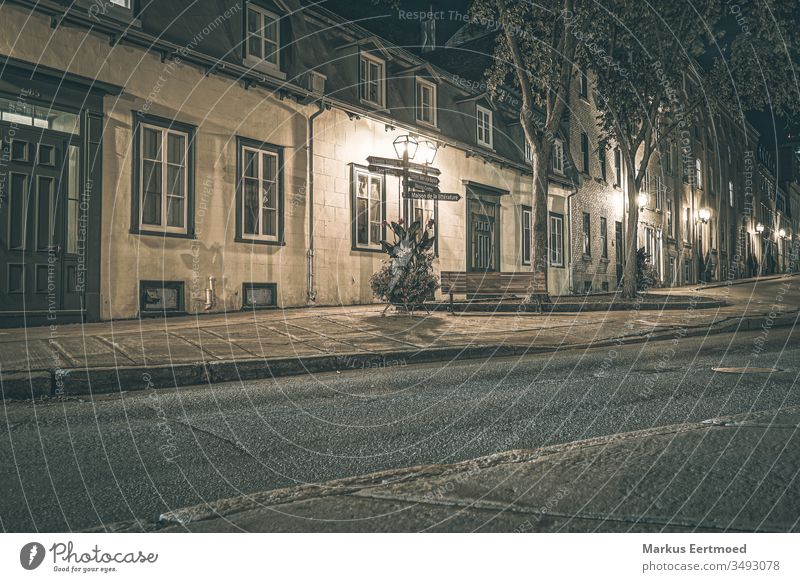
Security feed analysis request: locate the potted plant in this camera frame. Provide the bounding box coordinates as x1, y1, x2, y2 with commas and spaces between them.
370, 218, 439, 314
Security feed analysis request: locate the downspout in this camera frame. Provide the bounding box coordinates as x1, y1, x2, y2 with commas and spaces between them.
307, 100, 329, 302
566, 188, 578, 294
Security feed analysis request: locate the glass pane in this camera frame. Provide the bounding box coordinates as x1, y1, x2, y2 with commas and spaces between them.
141, 160, 162, 225
356, 198, 368, 245
262, 209, 276, 237
264, 40, 278, 64
369, 176, 381, 200
166, 165, 185, 228
66, 145, 80, 254
369, 199, 380, 243
248, 34, 262, 59
244, 149, 257, 178
262, 152, 275, 181
264, 18, 277, 42
244, 178, 259, 234
37, 176, 54, 250
142, 127, 161, 160
247, 9, 260, 33
167, 133, 185, 165
262, 180, 275, 210
9, 173, 28, 249
357, 174, 368, 198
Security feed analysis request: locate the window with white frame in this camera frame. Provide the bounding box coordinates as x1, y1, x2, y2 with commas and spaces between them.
353, 168, 384, 248
246, 4, 280, 69
614, 147, 622, 185
683, 207, 690, 242
666, 199, 674, 238
476, 105, 493, 148
521, 207, 532, 264
240, 143, 280, 241
552, 139, 564, 174
416, 78, 437, 126
524, 139, 532, 163
138, 123, 190, 233
549, 213, 564, 267
360, 53, 385, 107
695, 158, 702, 188
655, 174, 663, 210
110, 0, 130, 7
729, 180, 734, 207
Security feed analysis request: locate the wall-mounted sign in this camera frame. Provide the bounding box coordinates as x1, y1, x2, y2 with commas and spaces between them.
404, 191, 461, 202
367, 156, 441, 176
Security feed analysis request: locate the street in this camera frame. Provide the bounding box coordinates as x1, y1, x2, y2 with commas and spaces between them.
1, 324, 797, 532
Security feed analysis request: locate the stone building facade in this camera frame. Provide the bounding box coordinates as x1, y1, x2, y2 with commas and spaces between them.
0, 0, 793, 325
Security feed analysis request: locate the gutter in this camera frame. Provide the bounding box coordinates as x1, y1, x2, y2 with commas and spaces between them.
307, 101, 330, 302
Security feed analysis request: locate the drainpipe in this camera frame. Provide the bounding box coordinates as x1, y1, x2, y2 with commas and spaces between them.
566, 188, 578, 294
306, 101, 330, 303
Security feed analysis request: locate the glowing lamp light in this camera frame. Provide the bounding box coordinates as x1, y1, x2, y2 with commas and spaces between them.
698, 208, 711, 223
416, 139, 439, 165
637, 192, 648, 209
755, 223, 765, 234
393, 134, 418, 160
778, 228, 787, 238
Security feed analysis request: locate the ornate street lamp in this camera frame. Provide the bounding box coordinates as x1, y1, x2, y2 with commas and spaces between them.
755, 222, 765, 234
393, 134, 418, 161
416, 139, 439, 165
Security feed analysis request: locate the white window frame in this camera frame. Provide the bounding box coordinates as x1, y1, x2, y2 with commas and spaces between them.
521, 207, 532, 265
110, 0, 130, 7
549, 214, 564, 267
552, 139, 564, 174
729, 180, 734, 207
240, 144, 280, 242
695, 158, 703, 188
415, 78, 437, 127
359, 52, 386, 108
139, 123, 189, 234
353, 168, 384, 249
524, 139, 532, 163
245, 4, 281, 72
476, 105, 493, 148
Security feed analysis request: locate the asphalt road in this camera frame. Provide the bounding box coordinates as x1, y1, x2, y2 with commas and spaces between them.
1, 324, 797, 532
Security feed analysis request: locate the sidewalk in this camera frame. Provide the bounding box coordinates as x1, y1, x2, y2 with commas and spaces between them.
103, 406, 800, 532
1, 275, 797, 399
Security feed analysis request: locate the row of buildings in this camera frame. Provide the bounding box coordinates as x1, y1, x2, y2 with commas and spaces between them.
0, 0, 798, 326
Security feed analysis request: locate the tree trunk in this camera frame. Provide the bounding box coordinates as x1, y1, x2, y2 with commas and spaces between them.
532, 142, 551, 299
622, 171, 639, 298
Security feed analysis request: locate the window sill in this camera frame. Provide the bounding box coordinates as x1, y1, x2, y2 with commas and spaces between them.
235, 237, 285, 246
131, 229, 195, 239
352, 245, 385, 254
600, 257, 610, 263
416, 119, 440, 132
550, 263, 565, 269
477, 142, 494, 151
582, 254, 592, 261
243, 57, 286, 80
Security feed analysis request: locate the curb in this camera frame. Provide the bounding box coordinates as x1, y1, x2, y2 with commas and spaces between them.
2, 312, 797, 401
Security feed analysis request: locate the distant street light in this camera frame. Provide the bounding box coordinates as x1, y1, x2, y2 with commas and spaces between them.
697, 208, 711, 223
778, 228, 787, 238
755, 222, 765, 234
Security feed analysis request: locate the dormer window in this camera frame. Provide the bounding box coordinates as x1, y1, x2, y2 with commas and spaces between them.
246, 4, 280, 72
476, 105, 493, 148
552, 139, 564, 174
360, 53, 386, 107
416, 78, 437, 127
